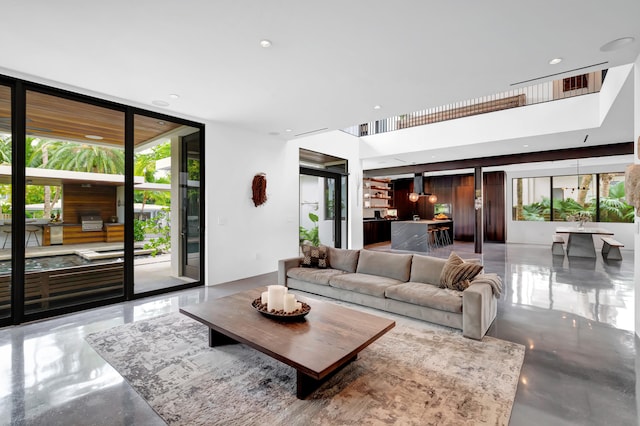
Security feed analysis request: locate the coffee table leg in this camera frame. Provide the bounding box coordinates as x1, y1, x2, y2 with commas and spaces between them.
295, 354, 358, 399
209, 328, 238, 347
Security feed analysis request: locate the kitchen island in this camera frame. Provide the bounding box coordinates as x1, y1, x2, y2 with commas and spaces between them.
391, 219, 453, 252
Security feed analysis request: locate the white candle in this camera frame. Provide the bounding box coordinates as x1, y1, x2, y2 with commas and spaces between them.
267, 285, 286, 311
295, 301, 302, 311
284, 294, 297, 313
261, 291, 268, 304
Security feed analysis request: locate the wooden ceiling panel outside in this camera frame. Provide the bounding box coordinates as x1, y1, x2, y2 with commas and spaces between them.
27, 91, 125, 146
0, 88, 183, 146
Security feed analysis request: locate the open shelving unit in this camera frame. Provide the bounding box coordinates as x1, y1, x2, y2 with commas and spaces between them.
363, 177, 393, 210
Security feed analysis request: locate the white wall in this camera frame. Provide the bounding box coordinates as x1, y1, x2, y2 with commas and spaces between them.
204, 122, 298, 285
506, 162, 635, 249
203, 127, 361, 286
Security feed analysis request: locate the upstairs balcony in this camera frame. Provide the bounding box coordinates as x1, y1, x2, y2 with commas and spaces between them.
344, 70, 606, 137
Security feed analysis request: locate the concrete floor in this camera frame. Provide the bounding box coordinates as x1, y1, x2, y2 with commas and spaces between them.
0, 242, 637, 425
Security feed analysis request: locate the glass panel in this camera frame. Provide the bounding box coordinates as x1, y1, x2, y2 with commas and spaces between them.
133, 114, 199, 294
24, 90, 125, 315
552, 174, 595, 222
599, 172, 633, 223
299, 175, 335, 247
512, 177, 550, 221
0, 84, 11, 320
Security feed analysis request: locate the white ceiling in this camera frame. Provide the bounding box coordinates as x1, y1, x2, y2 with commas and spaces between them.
1, 1, 639, 158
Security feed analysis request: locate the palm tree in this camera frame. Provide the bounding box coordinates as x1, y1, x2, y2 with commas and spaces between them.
46, 142, 124, 174
599, 181, 634, 223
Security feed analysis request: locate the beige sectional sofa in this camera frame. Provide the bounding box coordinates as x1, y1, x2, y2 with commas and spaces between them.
278, 247, 499, 340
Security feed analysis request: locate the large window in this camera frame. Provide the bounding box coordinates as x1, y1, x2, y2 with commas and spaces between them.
512, 177, 550, 221
513, 172, 633, 223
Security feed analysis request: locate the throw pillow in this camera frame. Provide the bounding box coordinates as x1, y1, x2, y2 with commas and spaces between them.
301, 245, 328, 269
439, 252, 483, 291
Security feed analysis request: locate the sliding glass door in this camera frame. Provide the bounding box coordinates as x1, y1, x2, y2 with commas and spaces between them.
23, 90, 126, 315
132, 114, 201, 294
299, 168, 346, 249
0, 84, 11, 322
0, 76, 204, 326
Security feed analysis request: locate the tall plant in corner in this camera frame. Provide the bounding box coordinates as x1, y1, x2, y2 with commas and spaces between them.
299, 212, 320, 246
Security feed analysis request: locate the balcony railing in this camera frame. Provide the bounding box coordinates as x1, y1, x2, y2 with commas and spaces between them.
344, 70, 606, 137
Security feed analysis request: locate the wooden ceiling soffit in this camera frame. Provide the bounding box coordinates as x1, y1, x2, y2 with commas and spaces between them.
0, 88, 183, 146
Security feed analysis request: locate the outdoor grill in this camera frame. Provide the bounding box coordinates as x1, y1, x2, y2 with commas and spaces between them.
81, 215, 104, 232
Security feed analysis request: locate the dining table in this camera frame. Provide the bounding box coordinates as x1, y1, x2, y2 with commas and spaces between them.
555, 226, 614, 258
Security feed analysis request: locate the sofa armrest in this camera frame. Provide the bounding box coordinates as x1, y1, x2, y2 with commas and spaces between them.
462, 283, 497, 340
278, 257, 303, 286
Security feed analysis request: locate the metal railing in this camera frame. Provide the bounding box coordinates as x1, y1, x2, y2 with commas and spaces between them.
344, 70, 606, 137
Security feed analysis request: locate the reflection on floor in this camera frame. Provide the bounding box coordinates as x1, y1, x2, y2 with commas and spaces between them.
0, 243, 636, 425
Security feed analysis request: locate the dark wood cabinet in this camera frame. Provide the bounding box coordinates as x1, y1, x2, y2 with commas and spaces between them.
363, 220, 392, 245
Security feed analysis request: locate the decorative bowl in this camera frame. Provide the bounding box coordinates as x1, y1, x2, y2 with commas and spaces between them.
251, 298, 311, 321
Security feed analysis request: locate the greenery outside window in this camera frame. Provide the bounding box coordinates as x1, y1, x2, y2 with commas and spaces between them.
513, 177, 550, 221
513, 172, 633, 223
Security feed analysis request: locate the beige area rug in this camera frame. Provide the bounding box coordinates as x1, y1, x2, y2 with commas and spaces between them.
86, 306, 524, 426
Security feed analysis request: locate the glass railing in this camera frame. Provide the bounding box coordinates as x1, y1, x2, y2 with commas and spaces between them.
344, 70, 606, 137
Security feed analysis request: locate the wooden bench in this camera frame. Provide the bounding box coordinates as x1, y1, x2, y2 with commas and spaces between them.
601, 237, 624, 260
552, 234, 565, 256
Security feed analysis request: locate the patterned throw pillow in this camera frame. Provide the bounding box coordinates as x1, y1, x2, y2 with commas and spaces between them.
301, 245, 328, 269
439, 252, 483, 291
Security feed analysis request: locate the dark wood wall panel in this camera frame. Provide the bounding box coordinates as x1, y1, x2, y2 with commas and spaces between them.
62, 184, 117, 224
393, 178, 414, 220
392, 173, 498, 242
484, 171, 505, 242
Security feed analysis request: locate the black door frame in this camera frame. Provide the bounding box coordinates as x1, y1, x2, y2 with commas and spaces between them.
299, 166, 347, 249
0, 73, 205, 327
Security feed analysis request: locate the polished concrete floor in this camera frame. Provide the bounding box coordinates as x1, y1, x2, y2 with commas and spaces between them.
0, 242, 637, 425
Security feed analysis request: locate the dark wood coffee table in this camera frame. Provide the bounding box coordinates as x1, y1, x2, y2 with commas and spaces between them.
179, 287, 395, 399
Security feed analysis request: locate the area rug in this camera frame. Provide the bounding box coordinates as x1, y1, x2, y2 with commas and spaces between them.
86, 310, 524, 426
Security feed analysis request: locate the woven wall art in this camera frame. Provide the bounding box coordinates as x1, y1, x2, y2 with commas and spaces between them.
252, 173, 267, 207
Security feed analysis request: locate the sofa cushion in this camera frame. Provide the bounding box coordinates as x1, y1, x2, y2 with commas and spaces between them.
287, 267, 346, 286
385, 282, 463, 313
301, 244, 328, 268
440, 252, 483, 291
326, 247, 360, 273
329, 273, 404, 297
356, 250, 413, 282
410, 254, 447, 285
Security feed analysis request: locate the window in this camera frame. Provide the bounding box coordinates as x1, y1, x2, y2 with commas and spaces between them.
513, 172, 632, 223
598, 172, 633, 223
513, 177, 550, 221
563, 74, 589, 92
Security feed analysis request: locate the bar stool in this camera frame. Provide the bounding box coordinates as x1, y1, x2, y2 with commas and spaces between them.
1, 225, 10, 249
25, 225, 40, 247
427, 228, 438, 250
438, 226, 452, 246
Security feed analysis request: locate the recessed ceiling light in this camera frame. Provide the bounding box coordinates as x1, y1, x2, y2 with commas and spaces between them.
85, 134, 103, 140
285, 129, 292, 132
523, 144, 529, 147
373, 105, 381, 110
260, 39, 272, 48
600, 37, 635, 52
548, 58, 563, 65
168, 94, 180, 99
152, 100, 170, 107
